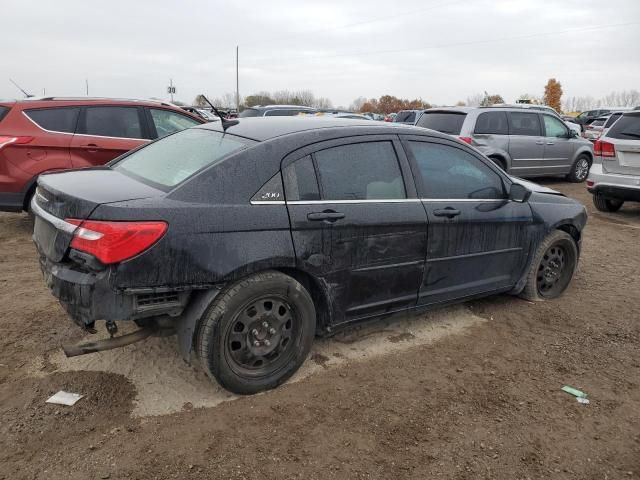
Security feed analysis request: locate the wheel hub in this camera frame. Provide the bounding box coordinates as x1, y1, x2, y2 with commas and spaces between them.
225, 296, 296, 373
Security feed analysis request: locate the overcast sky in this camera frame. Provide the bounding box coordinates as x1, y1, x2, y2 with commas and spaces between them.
2, 0, 639, 107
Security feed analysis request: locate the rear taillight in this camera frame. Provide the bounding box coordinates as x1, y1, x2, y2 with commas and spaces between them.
594, 140, 616, 158
459, 136, 473, 145
586, 180, 594, 187
66, 219, 168, 265
0, 136, 34, 150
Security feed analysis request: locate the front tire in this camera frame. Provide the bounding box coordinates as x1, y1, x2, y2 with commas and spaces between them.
520, 230, 578, 301
197, 271, 316, 395
566, 155, 590, 183
593, 193, 623, 212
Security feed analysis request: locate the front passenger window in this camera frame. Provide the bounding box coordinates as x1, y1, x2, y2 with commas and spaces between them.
543, 115, 569, 138
409, 142, 505, 199
314, 142, 406, 200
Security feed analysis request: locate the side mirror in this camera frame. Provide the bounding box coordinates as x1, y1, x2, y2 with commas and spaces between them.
509, 183, 531, 203
568, 129, 578, 138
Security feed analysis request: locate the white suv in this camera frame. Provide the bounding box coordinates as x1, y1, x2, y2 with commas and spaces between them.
587, 111, 640, 211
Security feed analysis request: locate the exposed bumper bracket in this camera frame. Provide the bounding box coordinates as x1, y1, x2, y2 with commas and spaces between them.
62, 327, 156, 357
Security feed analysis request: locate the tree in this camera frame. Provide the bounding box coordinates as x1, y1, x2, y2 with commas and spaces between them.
543, 78, 563, 113
349, 96, 367, 112
244, 92, 275, 107
193, 95, 208, 107
481, 93, 505, 107
466, 93, 485, 107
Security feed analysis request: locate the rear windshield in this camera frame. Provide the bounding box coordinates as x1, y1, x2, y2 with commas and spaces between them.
416, 111, 467, 135
239, 108, 260, 118
0, 106, 10, 123
114, 128, 254, 189
607, 114, 640, 140
394, 111, 416, 123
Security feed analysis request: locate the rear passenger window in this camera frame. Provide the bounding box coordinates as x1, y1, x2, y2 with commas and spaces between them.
508, 112, 541, 136
85, 106, 143, 138
314, 142, 406, 200
409, 142, 505, 200
0, 106, 10, 123
474, 111, 508, 135
24, 107, 79, 133
283, 155, 320, 201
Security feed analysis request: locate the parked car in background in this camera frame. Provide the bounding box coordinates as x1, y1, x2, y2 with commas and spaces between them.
31, 116, 587, 394
327, 113, 371, 120
384, 113, 397, 122
239, 105, 317, 117
393, 109, 425, 125
587, 111, 640, 212
583, 116, 609, 141
182, 106, 219, 122
415, 106, 593, 181
574, 109, 612, 127
0, 97, 203, 212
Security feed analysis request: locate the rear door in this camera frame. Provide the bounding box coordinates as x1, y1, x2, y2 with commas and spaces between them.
70, 105, 150, 168
541, 114, 575, 174
283, 136, 427, 326
471, 111, 510, 157
402, 136, 532, 305
16, 107, 79, 176
506, 111, 545, 176
601, 113, 640, 176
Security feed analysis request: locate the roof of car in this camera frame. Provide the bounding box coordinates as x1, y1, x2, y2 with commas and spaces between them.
198, 116, 438, 142
245, 105, 317, 111
8, 97, 180, 108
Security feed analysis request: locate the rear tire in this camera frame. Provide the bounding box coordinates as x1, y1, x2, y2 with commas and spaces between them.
592, 193, 623, 212
520, 230, 578, 302
197, 271, 316, 395
566, 155, 591, 183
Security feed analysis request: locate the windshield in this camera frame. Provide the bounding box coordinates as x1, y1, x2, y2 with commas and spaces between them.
114, 128, 253, 189
239, 108, 260, 118
416, 111, 467, 135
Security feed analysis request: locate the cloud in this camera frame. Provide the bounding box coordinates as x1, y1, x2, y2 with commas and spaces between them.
1, 0, 638, 107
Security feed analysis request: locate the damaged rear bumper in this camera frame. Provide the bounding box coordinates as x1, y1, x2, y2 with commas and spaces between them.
39, 255, 189, 328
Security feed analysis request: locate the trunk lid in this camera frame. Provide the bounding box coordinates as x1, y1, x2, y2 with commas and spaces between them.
32, 167, 163, 262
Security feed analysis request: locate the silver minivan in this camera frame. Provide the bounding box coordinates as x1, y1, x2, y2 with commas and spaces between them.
416, 106, 594, 182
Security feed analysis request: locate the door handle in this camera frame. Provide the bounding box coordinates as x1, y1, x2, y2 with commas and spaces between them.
307, 210, 345, 222
81, 143, 99, 152
546, 142, 555, 145
433, 208, 461, 218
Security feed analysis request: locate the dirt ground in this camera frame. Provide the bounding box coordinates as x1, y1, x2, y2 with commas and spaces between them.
1, 181, 639, 480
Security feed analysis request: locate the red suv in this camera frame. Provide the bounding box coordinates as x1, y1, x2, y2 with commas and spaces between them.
0, 97, 204, 212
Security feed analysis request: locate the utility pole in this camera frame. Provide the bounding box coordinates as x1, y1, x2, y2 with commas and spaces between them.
236, 46, 240, 112
169, 78, 174, 103
86, 79, 89, 96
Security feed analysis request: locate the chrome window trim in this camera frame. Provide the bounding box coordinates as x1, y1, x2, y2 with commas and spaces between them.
30, 196, 78, 234
251, 198, 508, 205
22, 110, 149, 141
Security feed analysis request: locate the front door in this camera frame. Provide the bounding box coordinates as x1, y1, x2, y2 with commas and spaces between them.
541, 114, 576, 174
402, 136, 533, 305
507, 111, 545, 176
70, 106, 149, 168
283, 136, 428, 325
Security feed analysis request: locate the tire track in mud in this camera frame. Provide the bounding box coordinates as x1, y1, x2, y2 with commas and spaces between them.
32, 305, 485, 417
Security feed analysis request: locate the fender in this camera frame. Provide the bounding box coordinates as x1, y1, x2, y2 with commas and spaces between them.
476, 145, 512, 171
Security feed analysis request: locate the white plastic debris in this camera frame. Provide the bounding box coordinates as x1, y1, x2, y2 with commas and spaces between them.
576, 397, 590, 405
46, 391, 84, 406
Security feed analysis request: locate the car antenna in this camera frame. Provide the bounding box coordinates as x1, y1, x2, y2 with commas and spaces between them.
199, 94, 239, 131
9, 78, 33, 98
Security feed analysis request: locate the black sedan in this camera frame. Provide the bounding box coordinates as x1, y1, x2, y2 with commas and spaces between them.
31, 117, 587, 394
